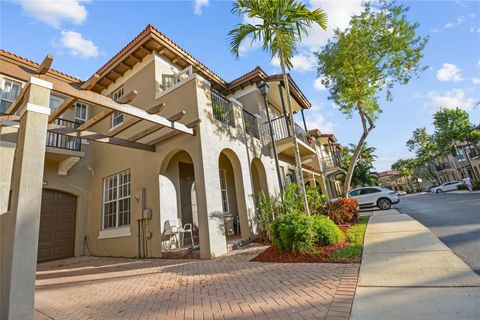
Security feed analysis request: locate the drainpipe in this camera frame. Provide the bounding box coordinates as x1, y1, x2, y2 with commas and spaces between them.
301, 109, 308, 132
259, 81, 284, 194
277, 83, 290, 137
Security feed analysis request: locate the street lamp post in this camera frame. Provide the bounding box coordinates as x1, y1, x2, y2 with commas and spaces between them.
258, 81, 284, 194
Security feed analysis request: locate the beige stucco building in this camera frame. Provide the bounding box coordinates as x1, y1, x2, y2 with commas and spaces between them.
0, 25, 349, 319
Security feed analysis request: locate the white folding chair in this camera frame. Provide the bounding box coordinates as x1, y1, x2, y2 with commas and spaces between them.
162, 219, 182, 250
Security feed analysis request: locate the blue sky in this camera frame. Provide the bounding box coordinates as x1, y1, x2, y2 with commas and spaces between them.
1, 0, 479, 171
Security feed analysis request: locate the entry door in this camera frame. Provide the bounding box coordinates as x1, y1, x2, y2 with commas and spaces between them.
179, 162, 195, 226
38, 190, 76, 263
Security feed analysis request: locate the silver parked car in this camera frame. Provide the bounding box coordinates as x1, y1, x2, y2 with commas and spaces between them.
430, 181, 462, 193
347, 186, 400, 210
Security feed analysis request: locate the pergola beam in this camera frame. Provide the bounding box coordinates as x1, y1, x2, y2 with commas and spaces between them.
146, 119, 200, 145
48, 97, 78, 123
5, 83, 30, 115
47, 124, 155, 152
127, 124, 164, 141
76, 109, 113, 131
109, 103, 164, 137
36, 54, 53, 75
81, 74, 99, 90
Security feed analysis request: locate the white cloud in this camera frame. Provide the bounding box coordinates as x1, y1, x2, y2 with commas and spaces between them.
436, 63, 463, 82
304, 0, 364, 51
271, 54, 317, 72
193, 0, 209, 15
472, 78, 480, 84
423, 89, 476, 113
266, 1, 365, 72
57, 30, 98, 59
314, 78, 327, 91
19, 0, 90, 28
304, 103, 335, 133
470, 26, 480, 33
432, 16, 465, 32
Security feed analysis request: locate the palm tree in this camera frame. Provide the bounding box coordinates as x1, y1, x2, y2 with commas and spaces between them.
228, 0, 327, 215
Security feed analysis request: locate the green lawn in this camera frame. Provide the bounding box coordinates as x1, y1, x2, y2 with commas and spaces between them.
329, 216, 369, 262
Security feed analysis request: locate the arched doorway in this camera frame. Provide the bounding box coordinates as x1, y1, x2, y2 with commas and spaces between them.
159, 150, 198, 248
38, 189, 77, 263
251, 158, 268, 201
218, 149, 249, 239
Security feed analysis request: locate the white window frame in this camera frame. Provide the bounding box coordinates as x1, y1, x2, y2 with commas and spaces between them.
1, 78, 22, 114
101, 169, 131, 231
219, 169, 230, 214
110, 87, 124, 128
74, 102, 88, 123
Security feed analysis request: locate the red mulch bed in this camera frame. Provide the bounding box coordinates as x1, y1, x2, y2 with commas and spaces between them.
251, 240, 349, 263
251, 221, 357, 263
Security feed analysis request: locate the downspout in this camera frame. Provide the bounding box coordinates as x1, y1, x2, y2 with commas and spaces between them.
301, 109, 308, 132
277, 83, 290, 136
260, 83, 284, 195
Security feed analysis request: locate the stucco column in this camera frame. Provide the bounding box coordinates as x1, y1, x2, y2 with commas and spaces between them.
1, 77, 51, 320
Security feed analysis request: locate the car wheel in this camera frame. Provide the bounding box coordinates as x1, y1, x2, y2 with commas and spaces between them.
436, 189, 442, 193
377, 198, 392, 210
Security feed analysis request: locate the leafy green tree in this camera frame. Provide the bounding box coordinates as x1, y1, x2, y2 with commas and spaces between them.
406, 127, 440, 183
316, 1, 428, 194
228, 0, 327, 214
340, 143, 379, 188
391, 158, 416, 191
433, 108, 480, 153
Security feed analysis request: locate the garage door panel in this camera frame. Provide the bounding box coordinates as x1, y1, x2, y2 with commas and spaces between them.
38, 190, 76, 263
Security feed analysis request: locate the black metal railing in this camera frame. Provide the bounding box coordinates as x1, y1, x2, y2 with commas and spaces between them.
243, 109, 260, 139
211, 90, 234, 127
264, 115, 310, 145
435, 162, 452, 171
46, 118, 81, 151
322, 155, 341, 170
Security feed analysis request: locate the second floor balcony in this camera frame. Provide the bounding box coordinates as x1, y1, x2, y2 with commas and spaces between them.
322, 156, 341, 171
262, 115, 316, 158
435, 162, 452, 171
46, 118, 82, 152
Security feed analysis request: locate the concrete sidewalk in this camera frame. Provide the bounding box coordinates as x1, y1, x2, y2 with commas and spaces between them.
351, 209, 480, 320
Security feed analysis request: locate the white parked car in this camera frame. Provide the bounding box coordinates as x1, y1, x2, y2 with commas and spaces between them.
430, 181, 462, 193
396, 190, 407, 196
347, 186, 400, 210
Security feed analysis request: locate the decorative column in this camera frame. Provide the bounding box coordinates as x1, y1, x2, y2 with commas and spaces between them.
1, 77, 51, 320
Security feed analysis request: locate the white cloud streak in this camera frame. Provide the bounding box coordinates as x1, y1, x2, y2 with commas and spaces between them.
58, 30, 99, 59
436, 63, 463, 82
193, 0, 209, 15
18, 0, 90, 28
423, 89, 476, 113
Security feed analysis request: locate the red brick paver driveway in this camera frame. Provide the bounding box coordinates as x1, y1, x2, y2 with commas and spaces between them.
35, 255, 359, 320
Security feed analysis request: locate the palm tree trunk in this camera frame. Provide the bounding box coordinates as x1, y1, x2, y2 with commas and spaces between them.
279, 55, 310, 215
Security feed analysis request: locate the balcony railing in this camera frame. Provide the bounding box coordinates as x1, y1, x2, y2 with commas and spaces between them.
211, 90, 234, 127
46, 118, 81, 151
264, 115, 310, 145
435, 162, 452, 171
243, 109, 260, 139
322, 156, 341, 170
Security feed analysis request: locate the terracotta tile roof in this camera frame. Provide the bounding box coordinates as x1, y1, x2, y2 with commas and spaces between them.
93, 24, 227, 87
227, 66, 267, 88
308, 129, 322, 137
0, 49, 82, 83
378, 170, 400, 177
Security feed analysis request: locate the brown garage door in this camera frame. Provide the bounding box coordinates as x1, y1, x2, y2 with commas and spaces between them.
37, 190, 76, 263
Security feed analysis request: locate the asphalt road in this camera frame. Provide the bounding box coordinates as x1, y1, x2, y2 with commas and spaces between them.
395, 192, 480, 275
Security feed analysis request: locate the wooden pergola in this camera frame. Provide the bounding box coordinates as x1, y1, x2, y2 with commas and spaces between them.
1, 54, 199, 152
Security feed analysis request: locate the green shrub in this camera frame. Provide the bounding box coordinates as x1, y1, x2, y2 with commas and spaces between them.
306, 186, 328, 214
272, 212, 317, 254
256, 192, 282, 244
282, 183, 303, 214
312, 215, 345, 245
272, 212, 345, 255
